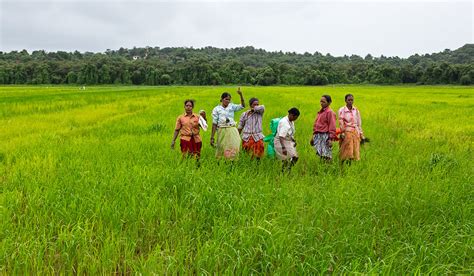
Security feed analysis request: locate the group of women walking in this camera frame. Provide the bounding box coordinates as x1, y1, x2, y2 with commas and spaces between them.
171, 88, 365, 171
309, 94, 365, 163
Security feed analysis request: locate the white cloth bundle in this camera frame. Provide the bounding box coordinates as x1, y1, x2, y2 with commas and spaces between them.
198, 110, 208, 131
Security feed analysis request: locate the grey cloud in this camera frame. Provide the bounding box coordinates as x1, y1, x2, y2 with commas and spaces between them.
1, 1, 472, 57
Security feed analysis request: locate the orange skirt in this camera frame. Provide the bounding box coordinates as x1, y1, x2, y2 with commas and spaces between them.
339, 130, 360, 161
242, 137, 265, 158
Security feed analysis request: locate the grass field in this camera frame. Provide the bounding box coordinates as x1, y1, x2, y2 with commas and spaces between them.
1, 85, 473, 273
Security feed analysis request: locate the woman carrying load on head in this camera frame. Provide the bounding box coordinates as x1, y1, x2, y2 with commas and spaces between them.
274, 107, 300, 172
238, 97, 265, 160
171, 99, 206, 159
338, 94, 365, 163
310, 95, 337, 162
210, 87, 245, 160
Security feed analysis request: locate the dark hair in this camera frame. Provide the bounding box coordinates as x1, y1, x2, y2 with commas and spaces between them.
322, 95, 332, 104
288, 107, 300, 116
249, 97, 259, 106
345, 94, 354, 101
220, 92, 231, 101
184, 99, 195, 107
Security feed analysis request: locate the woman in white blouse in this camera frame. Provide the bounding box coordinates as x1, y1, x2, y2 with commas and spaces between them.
274, 107, 300, 172
210, 87, 245, 160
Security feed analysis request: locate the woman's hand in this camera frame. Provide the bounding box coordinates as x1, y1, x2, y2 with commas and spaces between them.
200, 111, 207, 121
310, 138, 314, 146
326, 139, 332, 148
170, 141, 175, 149
210, 137, 215, 147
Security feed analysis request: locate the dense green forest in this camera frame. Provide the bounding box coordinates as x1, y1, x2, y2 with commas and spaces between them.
0, 44, 472, 85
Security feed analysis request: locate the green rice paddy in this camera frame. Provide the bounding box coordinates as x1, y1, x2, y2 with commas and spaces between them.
1, 85, 473, 273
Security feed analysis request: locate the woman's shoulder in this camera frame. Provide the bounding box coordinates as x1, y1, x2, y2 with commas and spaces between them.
231, 103, 244, 110
338, 106, 347, 113
278, 116, 289, 125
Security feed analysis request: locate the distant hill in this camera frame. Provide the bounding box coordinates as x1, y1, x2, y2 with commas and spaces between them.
0, 44, 472, 85
408, 44, 474, 64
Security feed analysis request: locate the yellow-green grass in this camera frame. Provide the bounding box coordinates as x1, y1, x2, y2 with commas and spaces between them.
1, 85, 473, 273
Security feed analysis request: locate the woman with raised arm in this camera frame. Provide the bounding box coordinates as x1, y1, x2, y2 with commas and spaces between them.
238, 97, 265, 160
210, 88, 245, 160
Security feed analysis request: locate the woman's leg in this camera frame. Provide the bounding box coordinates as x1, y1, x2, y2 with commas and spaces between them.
253, 139, 265, 160
180, 139, 191, 157
353, 132, 361, 161
339, 131, 354, 161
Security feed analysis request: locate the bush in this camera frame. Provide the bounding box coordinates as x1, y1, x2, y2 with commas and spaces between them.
460, 75, 471, 85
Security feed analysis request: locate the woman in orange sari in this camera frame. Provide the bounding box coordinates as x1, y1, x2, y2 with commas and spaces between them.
338, 94, 365, 163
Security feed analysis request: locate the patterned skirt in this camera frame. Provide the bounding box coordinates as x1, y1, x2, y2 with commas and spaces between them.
339, 130, 360, 161
242, 136, 265, 158
216, 127, 241, 160
313, 132, 332, 158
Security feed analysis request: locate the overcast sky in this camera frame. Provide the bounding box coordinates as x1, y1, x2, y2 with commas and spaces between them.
0, 0, 472, 57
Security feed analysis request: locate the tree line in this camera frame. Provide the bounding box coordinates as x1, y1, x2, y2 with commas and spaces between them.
0, 44, 472, 85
